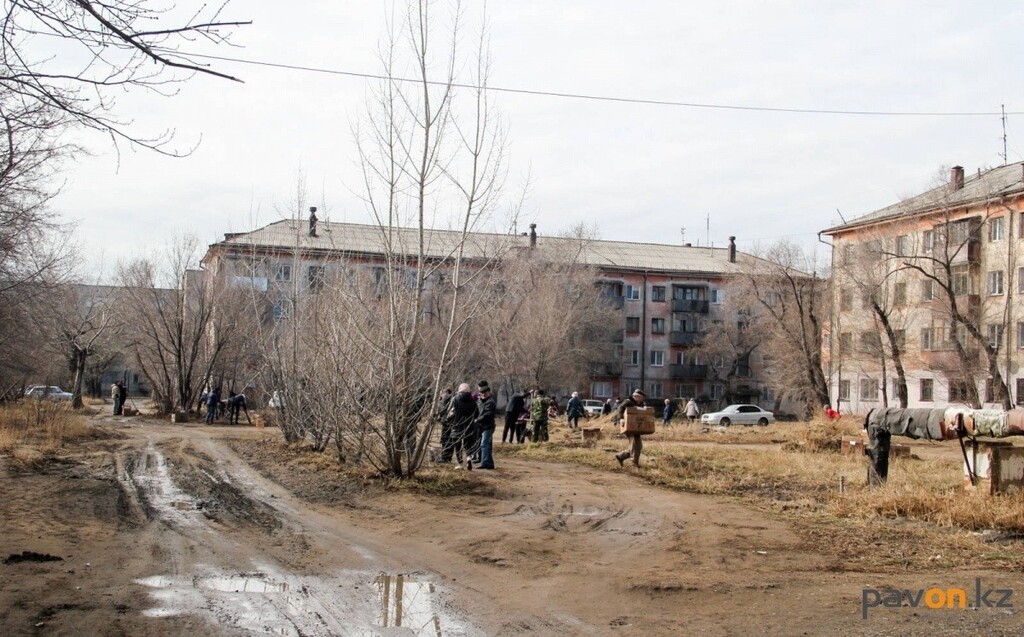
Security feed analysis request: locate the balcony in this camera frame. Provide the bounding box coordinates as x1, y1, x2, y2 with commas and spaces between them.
670, 364, 708, 380
669, 331, 700, 346
589, 362, 623, 377
671, 299, 709, 314
610, 329, 625, 343
601, 295, 625, 309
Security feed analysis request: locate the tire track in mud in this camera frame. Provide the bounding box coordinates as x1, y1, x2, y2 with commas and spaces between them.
120, 435, 480, 636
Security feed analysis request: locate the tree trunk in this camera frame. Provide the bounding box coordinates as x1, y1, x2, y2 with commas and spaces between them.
70, 347, 87, 409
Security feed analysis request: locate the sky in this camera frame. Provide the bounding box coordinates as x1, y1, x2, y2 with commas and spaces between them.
45, 1, 1024, 277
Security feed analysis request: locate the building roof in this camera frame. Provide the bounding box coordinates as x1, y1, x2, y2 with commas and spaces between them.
822, 161, 1024, 236
210, 219, 764, 276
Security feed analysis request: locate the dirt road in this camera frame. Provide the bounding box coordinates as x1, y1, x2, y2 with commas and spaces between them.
1, 419, 1021, 636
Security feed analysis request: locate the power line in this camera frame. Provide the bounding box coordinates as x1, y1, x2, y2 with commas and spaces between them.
175, 49, 1020, 118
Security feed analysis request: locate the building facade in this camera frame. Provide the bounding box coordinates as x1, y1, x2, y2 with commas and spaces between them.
203, 218, 785, 412
822, 162, 1024, 413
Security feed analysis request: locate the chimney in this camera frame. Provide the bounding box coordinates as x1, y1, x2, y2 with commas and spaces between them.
950, 166, 964, 191
728, 236, 736, 263
529, 223, 537, 248
308, 207, 318, 237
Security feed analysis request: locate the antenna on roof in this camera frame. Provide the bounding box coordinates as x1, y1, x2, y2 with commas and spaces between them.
1002, 104, 1008, 166
680, 227, 686, 245
836, 207, 847, 224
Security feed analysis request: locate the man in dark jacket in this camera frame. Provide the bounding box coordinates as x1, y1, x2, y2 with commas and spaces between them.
503, 390, 526, 443
444, 383, 478, 469
566, 392, 585, 430
475, 384, 497, 469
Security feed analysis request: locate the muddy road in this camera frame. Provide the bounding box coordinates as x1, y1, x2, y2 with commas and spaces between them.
1, 420, 1021, 636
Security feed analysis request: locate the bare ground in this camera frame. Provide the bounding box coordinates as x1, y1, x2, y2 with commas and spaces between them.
1, 415, 1022, 636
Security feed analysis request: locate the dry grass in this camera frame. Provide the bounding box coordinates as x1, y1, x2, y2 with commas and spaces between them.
506, 418, 1024, 571
0, 401, 96, 454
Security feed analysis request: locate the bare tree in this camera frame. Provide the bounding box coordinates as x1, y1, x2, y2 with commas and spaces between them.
744, 240, 831, 409
117, 234, 243, 413
2, 0, 248, 150
476, 241, 619, 395
691, 279, 762, 408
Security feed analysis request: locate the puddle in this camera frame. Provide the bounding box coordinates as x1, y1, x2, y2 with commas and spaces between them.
132, 441, 204, 527
137, 568, 476, 635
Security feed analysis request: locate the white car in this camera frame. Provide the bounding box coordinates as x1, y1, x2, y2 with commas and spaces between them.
582, 399, 604, 416
700, 404, 775, 427
24, 385, 73, 402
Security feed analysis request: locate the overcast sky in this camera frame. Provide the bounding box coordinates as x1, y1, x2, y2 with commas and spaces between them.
52, 1, 1024, 276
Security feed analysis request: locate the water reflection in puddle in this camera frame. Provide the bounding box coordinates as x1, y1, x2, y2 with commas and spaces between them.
137, 568, 472, 635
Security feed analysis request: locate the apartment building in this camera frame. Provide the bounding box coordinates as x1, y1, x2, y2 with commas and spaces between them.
202, 217, 777, 409
822, 162, 1024, 413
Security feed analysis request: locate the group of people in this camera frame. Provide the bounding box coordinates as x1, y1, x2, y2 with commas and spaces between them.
438, 381, 497, 470
198, 386, 249, 425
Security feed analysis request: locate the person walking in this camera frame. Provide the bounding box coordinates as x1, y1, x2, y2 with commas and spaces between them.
228, 391, 248, 425
205, 386, 221, 424
615, 389, 647, 467
475, 384, 497, 469
685, 397, 700, 422
530, 389, 553, 442
566, 392, 584, 431
601, 399, 613, 416
662, 398, 675, 426
111, 381, 123, 416
503, 390, 526, 443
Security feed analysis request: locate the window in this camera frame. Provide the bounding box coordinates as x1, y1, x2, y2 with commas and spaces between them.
920, 379, 934, 402
710, 288, 724, 304
950, 220, 970, 244
951, 265, 971, 295
676, 383, 696, 399
988, 270, 1004, 295
674, 351, 687, 365
839, 288, 853, 311
893, 282, 907, 306
625, 316, 641, 333
761, 386, 774, 402
674, 286, 702, 301
1019, 322, 1024, 349
307, 265, 326, 291
650, 350, 665, 367
648, 382, 663, 397
922, 229, 934, 252
987, 324, 1004, 349
839, 380, 851, 401
711, 354, 725, 367
273, 301, 290, 321
989, 217, 1005, 242
710, 384, 724, 400
1017, 378, 1024, 406
895, 235, 909, 256
651, 286, 666, 302
839, 332, 852, 354
592, 382, 612, 398
921, 328, 936, 351
628, 350, 641, 366
842, 244, 853, 263
675, 317, 699, 333
625, 284, 641, 301
922, 280, 934, 301
275, 264, 292, 282
949, 380, 971, 403
859, 378, 878, 401
765, 291, 782, 306
1019, 268, 1024, 294
651, 318, 666, 334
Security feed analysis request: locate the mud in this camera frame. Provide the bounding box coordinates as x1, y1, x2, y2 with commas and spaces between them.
1, 420, 1022, 636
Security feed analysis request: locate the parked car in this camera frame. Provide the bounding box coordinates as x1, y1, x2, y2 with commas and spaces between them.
700, 404, 775, 426
24, 385, 73, 402
582, 399, 604, 416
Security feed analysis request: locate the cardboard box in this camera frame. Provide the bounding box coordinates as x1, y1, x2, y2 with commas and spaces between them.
620, 406, 656, 435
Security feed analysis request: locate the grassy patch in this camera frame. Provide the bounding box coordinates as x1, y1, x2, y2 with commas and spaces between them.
505, 418, 1024, 571
0, 402, 97, 455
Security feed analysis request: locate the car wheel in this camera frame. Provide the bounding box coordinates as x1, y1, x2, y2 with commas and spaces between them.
720, 417, 730, 426
758, 417, 769, 426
